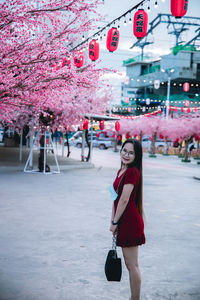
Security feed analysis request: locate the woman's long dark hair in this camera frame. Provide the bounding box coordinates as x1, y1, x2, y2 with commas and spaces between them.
121, 139, 144, 218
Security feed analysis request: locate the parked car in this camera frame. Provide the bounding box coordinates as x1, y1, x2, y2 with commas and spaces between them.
65, 132, 97, 146
141, 136, 170, 149
72, 136, 113, 150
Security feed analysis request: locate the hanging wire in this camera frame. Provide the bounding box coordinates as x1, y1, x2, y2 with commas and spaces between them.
71, 0, 148, 52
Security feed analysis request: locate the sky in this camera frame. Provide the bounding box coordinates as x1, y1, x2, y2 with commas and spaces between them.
90, 0, 200, 103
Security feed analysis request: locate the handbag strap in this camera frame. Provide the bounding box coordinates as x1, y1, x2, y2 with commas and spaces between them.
112, 233, 117, 251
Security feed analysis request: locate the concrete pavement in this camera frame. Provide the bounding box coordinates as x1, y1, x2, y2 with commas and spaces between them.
0, 146, 200, 300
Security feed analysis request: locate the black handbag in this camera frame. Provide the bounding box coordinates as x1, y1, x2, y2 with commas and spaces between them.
105, 234, 122, 282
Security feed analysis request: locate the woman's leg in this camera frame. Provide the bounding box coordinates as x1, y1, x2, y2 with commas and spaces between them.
122, 246, 141, 300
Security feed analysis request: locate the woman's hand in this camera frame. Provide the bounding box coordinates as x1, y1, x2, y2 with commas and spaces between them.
109, 223, 118, 236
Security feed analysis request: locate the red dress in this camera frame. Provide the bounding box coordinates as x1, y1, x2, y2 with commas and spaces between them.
113, 167, 145, 247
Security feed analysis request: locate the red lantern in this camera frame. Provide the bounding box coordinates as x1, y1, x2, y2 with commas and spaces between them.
52, 63, 59, 71
181, 107, 184, 112
115, 121, 120, 132
89, 40, 99, 61
187, 107, 191, 113
74, 51, 84, 68
133, 9, 148, 39
62, 58, 71, 69
171, 0, 188, 18
153, 111, 156, 116
106, 28, 120, 52
83, 119, 89, 130
117, 135, 121, 141
174, 107, 178, 112
194, 107, 197, 112
183, 82, 190, 92
99, 120, 104, 130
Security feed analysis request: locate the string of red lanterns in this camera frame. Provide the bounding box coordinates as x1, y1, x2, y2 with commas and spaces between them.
111, 105, 200, 119
51, 0, 189, 69
70, 0, 189, 67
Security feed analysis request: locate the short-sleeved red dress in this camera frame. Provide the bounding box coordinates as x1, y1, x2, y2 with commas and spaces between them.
113, 167, 145, 247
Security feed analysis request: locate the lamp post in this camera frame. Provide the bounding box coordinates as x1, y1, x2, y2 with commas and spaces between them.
161, 68, 174, 119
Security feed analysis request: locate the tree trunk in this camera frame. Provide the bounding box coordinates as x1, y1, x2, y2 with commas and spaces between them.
178, 140, 183, 157
150, 133, 156, 155
164, 136, 169, 155
113, 133, 118, 152
85, 129, 90, 162
183, 138, 190, 161
65, 131, 71, 157
197, 140, 200, 158
139, 132, 143, 142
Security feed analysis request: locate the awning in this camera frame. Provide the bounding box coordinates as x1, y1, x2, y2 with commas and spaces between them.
84, 113, 120, 122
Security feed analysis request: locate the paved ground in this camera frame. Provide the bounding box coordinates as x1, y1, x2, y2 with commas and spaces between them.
0, 146, 200, 300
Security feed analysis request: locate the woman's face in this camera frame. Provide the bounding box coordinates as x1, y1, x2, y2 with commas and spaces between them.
120, 142, 135, 166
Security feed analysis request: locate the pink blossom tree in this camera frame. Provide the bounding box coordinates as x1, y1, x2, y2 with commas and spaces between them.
119, 114, 200, 160
0, 0, 109, 130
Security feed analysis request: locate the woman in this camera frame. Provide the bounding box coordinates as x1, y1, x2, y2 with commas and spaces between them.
110, 139, 145, 300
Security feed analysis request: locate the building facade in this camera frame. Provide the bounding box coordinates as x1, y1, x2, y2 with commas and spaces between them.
113, 49, 200, 116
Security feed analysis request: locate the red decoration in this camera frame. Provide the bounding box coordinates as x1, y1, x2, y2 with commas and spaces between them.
117, 135, 122, 141
52, 63, 59, 71
89, 40, 99, 61
62, 58, 71, 69
79, 124, 83, 131
194, 107, 197, 112
171, 0, 188, 18
194, 135, 199, 141
158, 109, 161, 114
74, 51, 84, 68
83, 119, 89, 130
125, 133, 130, 139
174, 107, 178, 112
133, 9, 148, 39
183, 82, 190, 92
99, 120, 104, 130
159, 134, 164, 139
187, 107, 191, 113
185, 100, 190, 107
169, 106, 172, 111
153, 111, 156, 116
115, 121, 120, 132
106, 28, 120, 52
181, 107, 184, 112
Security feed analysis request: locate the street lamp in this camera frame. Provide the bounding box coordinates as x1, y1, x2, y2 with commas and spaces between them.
161, 68, 174, 119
